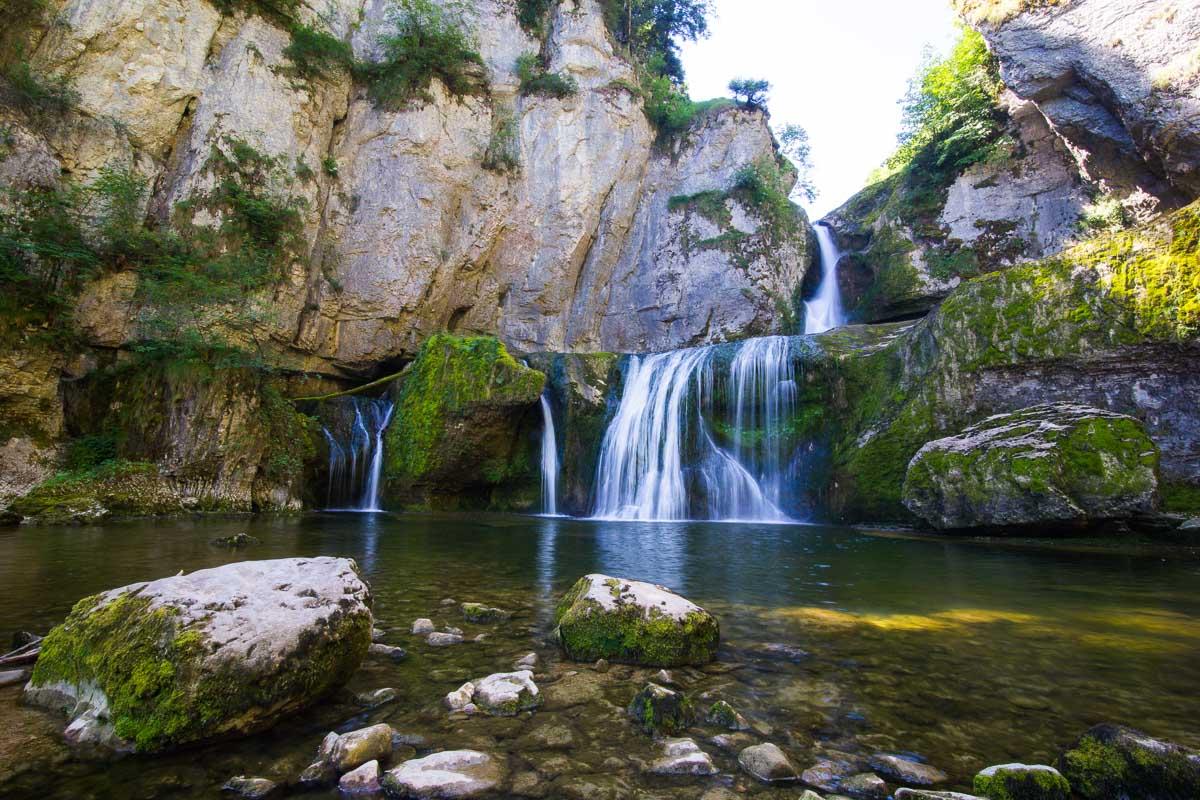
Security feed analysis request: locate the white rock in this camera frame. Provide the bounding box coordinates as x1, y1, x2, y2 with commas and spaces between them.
444, 682, 476, 711
338, 759, 381, 794
649, 738, 718, 776
412, 618, 435, 635
473, 671, 540, 716
427, 632, 464, 647
382, 750, 503, 799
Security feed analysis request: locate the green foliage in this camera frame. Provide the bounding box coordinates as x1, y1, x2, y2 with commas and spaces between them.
601, 0, 712, 84
482, 105, 521, 173
210, 0, 300, 25
282, 23, 354, 81
728, 77, 769, 109
0, 125, 14, 160
732, 157, 799, 231
1, 58, 79, 117
516, 53, 578, 99
516, 0, 556, 37
321, 156, 339, 177
360, 0, 487, 109
64, 433, 119, 471
1078, 193, 1129, 234
889, 27, 1007, 176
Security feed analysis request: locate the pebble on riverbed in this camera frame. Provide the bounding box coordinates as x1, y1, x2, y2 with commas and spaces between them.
426, 632, 464, 647
411, 618, 435, 635
738, 742, 800, 784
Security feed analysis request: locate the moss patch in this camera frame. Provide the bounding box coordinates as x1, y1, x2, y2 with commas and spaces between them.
973, 766, 1071, 800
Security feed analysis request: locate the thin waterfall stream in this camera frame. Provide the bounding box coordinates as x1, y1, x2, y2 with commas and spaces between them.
591, 336, 798, 523
804, 223, 847, 334
539, 394, 560, 516
321, 396, 394, 512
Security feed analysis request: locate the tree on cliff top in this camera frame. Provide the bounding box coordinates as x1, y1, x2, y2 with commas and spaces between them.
604, 0, 713, 83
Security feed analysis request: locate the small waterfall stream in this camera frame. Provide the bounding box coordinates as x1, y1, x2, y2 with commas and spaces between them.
804, 223, 847, 334
539, 394, 560, 516
592, 337, 797, 522
321, 396, 394, 512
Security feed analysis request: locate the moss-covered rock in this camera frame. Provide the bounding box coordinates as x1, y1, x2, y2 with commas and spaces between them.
554, 574, 719, 667
461, 602, 509, 623
10, 461, 185, 524
973, 764, 1071, 800
627, 683, 695, 736
1058, 724, 1200, 800
384, 334, 545, 510
903, 403, 1160, 530
25, 557, 372, 753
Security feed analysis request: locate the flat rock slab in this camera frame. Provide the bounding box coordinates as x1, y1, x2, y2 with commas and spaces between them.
382, 750, 503, 799
555, 574, 719, 667
649, 738, 717, 776
870, 754, 948, 786
24, 557, 372, 753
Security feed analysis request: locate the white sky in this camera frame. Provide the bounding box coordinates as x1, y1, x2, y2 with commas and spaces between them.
680, 0, 961, 220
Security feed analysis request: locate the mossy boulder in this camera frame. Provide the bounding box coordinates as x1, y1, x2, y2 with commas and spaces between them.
25, 558, 373, 753
384, 334, 545, 510
903, 403, 1159, 530
628, 683, 696, 736
10, 461, 185, 524
1058, 724, 1200, 800
554, 574, 719, 667
461, 602, 509, 623
973, 764, 1071, 800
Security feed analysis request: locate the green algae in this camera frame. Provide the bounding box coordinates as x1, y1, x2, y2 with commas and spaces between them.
1058, 725, 1200, 800
973, 766, 1071, 800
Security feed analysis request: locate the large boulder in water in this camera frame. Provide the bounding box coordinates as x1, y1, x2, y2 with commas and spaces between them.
554, 574, 719, 667
383, 334, 546, 510
902, 404, 1159, 530
24, 558, 372, 753
1058, 724, 1200, 800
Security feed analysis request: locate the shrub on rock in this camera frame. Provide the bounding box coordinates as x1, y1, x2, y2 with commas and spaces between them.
25, 558, 372, 753
903, 403, 1159, 530
554, 574, 719, 667
1058, 724, 1200, 800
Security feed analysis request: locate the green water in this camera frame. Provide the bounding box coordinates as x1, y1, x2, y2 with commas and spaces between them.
1, 513, 1198, 798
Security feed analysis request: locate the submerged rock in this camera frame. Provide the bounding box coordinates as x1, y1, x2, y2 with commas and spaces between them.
706, 700, 751, 731
896, 791, 987, 800
648, 738, 718, 776
24, 557, 372, 753
382, 750, 503, 799
738, 743, 800, 784
554, 574, 720, 667
1058, 724, 1200, 800
870, 754, 948, 786
461, 603, 509, 623
841, 772, 889, 799
427, 632, 464, 647
903, 404, 1160, 530
802, 759, 857, 792
628, 683, 696, 736
973, 763, 1071, 800
369, 644, 408, 661
321, 723, 394, 774
221, 776, 278, 799
210, 533, 259, 549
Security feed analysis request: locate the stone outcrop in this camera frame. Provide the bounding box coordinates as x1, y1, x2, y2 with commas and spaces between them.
25, 557, 373, 753
383, 334, 545, 510
555, 574, 720, 667
959, 0, 1200, 205
903, 404, 1160, 530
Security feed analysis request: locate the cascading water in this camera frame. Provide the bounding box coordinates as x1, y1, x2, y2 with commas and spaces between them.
804, 223, 847, 334
539, 394, 560, 516
591, 337, 797, 523
321, 396, 394, 512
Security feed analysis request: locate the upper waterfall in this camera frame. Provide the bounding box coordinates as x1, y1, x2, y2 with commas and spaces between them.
591, 337, 798, 523
804, 224, 847, 335
321, 396, 394, 512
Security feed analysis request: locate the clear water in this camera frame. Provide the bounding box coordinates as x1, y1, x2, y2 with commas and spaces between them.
804, 224, 846, 335
1, 515, 1199, 799
592, 339, 796, 523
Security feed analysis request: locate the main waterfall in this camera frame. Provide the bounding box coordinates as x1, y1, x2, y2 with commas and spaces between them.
321, 396, 394, 512
592, 337, 798, 522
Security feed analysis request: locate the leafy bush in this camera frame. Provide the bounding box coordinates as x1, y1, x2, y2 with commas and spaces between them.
516, 53, 577, 99
482, 105, 520, 173
1078, 194, 1129, 233
322, 156, 339, 177
282, 23, 354, 81
729, 78, 769, 109
732, 157, 799, 230
517, 0, 556, 37
64, 433, 118, 471
360, 0, 487, 109
1, 59, 79, 117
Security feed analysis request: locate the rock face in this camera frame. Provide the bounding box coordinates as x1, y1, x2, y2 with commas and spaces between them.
384, 335, 545, 510
960, 0, 1200, 204
903, 404, 1160, 530
1058, 724, 1200, 800
555, 574, 720, 667
25, 558, 372, 753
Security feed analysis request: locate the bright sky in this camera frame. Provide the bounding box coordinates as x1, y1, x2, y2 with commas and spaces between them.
680, 0, 961, 220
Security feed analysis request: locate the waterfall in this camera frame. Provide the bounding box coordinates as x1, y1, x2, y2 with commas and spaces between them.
321, 396, 394, 512
539, 394, 560, 516
804, 223, 847, 334
591, 337, 796, 523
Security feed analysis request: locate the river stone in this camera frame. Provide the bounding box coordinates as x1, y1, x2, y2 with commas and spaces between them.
444, 682, 475, 712
461, 603, 509, 623
628, 682, 696, 736
1058, 723, 1200, 799
222, 776, 278, 798
870, 754, 948, 786
340, 760, 382, 794
903, 404, 1160, 530
803, 759, 857, 792
427, 632, 464, 647
974, 763, 1071, 800
24, 558, 372, 753
840, 772, 889, 799
370, 644, 408, 661
323, 723, 394, 773
473, 671, 540, 716
412, 619, 435, 635
554, 574, 719, 667
649, 738, 718, 775
706, 700, 751, 731
739, 743, 800, 783
0, 669, 27, 688
896, 791, 988, 800
381, 750, 503, 799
